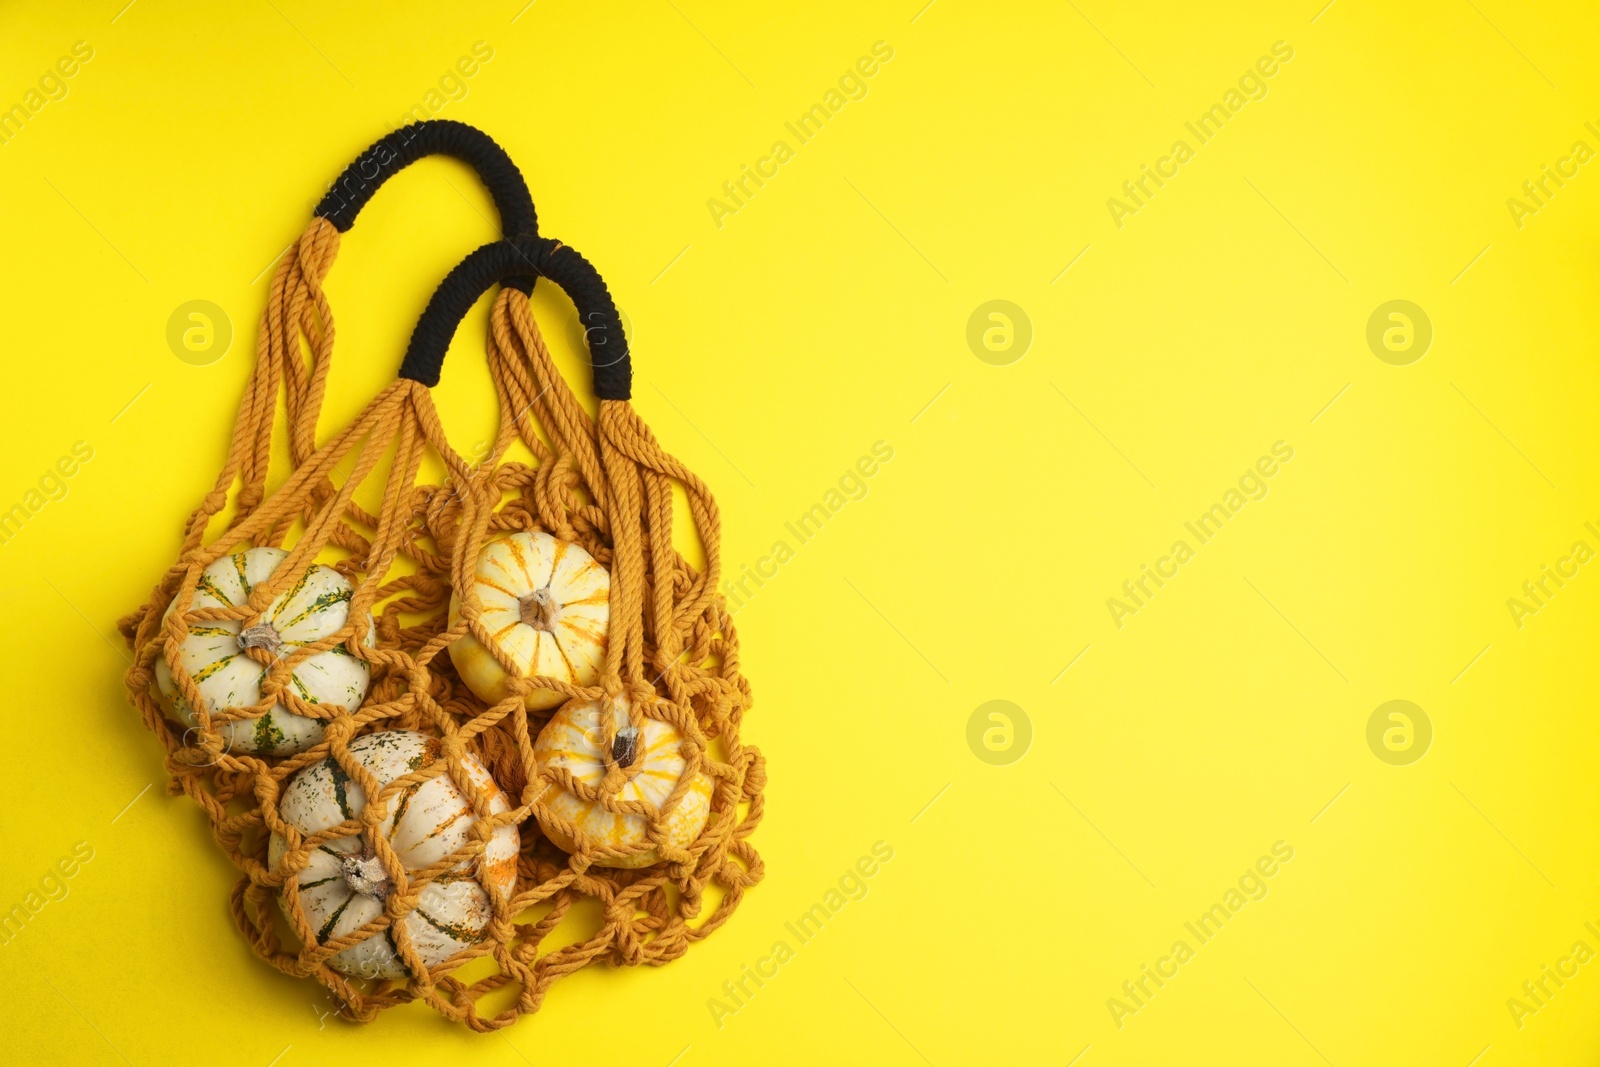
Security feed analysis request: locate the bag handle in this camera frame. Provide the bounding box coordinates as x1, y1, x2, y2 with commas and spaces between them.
400, 237, 631, 400
313, 119, 539, 293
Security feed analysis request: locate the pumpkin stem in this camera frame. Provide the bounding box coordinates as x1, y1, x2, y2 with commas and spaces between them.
611, 725, 640, 768
237, 623, 283, 656
519, 587, 560, 632
342, 846, 393, 899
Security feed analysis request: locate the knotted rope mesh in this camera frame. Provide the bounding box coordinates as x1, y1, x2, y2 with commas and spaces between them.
117, 216, 765, 1027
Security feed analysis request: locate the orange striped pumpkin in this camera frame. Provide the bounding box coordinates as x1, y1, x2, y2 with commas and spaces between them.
447, 531, 609, 709
533, 696, 712, 868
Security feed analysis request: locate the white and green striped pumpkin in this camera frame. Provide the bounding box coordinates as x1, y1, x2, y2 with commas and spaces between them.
268, 730, 519, 979
153, 547, 371, 756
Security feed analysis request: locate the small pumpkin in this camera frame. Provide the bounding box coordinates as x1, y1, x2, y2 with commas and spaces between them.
533, 695, 713, 868
268, 730, 519, 979
154, 547, 371, 756
448, 531, 609, 710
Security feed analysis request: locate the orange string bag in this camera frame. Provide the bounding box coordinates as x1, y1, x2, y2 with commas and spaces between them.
116, 184, 764, 1022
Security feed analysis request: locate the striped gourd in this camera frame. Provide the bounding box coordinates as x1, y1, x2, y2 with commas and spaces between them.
267, 730, 519, 980
533, 695, 712, 868
154, 547, 371, 756
447, 531, 609, 709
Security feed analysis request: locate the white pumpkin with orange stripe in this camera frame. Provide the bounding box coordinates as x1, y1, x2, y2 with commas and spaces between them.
533, 695, 713, 868
267, 730, 519, 980
154, 547, 372, 756
447, 531, 610, 710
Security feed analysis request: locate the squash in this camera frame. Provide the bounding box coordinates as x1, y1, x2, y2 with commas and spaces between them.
533, 695, 713, 868
154, 547, 371, 756
447, 531, 609, 710
267, 730, 519, 979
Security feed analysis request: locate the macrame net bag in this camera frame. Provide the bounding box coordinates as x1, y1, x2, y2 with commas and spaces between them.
117, 135, 764, 1028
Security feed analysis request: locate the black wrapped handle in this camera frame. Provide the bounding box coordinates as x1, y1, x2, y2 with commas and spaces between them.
314, 120, 538, 293
400, 237, 631, 400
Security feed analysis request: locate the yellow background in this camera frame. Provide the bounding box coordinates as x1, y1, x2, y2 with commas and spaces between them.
1, 1, 1598, 1063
